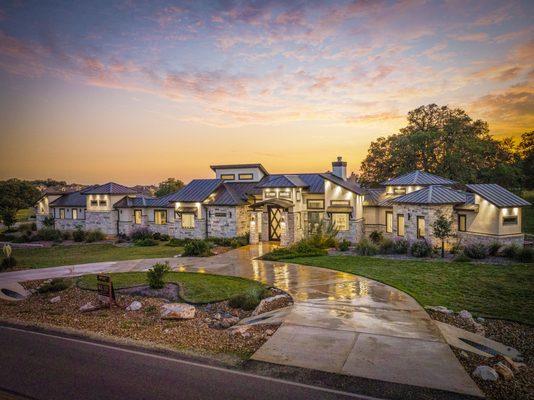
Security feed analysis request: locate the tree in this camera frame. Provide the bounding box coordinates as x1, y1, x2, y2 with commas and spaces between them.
518, 131, 534, 189
0, 179, 41, 222
431, 212, 454, 258
0, 209, 17, 229
155, 178, 184, 197
359, 104, 521, 187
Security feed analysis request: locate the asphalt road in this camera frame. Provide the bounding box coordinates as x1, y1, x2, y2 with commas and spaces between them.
0, 325, 379, 400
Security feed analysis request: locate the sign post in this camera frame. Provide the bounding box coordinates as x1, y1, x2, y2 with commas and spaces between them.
96, 274, 115, 307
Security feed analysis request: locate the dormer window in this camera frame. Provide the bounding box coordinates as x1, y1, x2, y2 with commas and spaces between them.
99, 200, 107, 207
90, 200, 98, 206
279, 191, 291, 199
238, 173, 253, 180
393, 187, 406, 195
220, 174, 235, 180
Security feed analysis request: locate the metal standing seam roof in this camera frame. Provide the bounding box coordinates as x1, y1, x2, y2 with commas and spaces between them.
466, 184, 531, 208
81, 182, 138, 195
381, 170, 456, 186
256, 174, 310, 188
393, 185, 467, 205
320, 173, 365, 195
49, 190, 89, 208
209, 182, 260, 206
113, 196, 159, 208
163, 179, 224, 203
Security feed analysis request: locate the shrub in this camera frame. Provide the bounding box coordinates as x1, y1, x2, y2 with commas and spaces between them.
369, 231, 383, 244
11, 233, 32, 243
146, 262, 170, 289
61, 230, 72, 240
338, 239, 351, 251
514, 247, 533, 263
501, 244, 520, 259
488, 242, 502, 257
1, 245, 16, 271
131, 227, 152, 241
85, 230, 105, 243
42, 216, 55, 227
262, 241, 327, 261
410, 240, 432, 258
450, 242, 463, 255
463, 243, 488, 259
36, 228, 62, 242
392, 238, 409, 254
183, 239, 212, 257
159, 233, 170, 241
453, 252, 471, 263
72, 228, 86, 242
379, 238, 395, 254
355, 238, 378, 256
38, 278, 71, 293
209, 235, 249, 248
228, 286, 269, 311
166, 238, 192, 247
134, 238, 158, 247
18, 222, 36, 233
305, 221, 339, 249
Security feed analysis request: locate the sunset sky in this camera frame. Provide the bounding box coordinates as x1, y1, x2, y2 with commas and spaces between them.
0, 0, 532, 185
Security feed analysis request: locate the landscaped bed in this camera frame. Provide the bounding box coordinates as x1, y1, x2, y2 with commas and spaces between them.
0, 272, 291, 361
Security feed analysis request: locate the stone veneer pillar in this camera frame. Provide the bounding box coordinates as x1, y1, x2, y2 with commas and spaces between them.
249, 211, 259, 244
280, 211, 290, 247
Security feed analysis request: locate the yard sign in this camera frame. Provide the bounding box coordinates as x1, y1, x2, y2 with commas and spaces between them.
96, 274, 116, 307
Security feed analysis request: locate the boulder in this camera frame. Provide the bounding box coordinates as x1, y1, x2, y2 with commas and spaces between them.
473, 322, 485, 336
220, 316, 240, 328
161, 303, 195, 319
252, 294, 290, 316
228, 325, 251, 336
79, 301, 98, 312
493, 362, 514, 380
426, 306, 453, 314
126, 301, 142, 311
49, 296, 61, 303
473, 365, 499, 381
266, 329, 275, 336
493, 355, 526, 373
459, 310, 472, 319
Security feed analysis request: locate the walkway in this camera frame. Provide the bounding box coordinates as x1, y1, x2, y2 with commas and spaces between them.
0, 244, 482, 397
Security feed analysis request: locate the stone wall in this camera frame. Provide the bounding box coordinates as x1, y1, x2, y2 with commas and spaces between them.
36, 214, 49, 230
207, 206, 239, 238
85, 211, 117, 235
457, 232, 524, 247
55, 219, 85, 231
393, 204, 454, 247
235, 206, 250, 236
174, 215, 206, 239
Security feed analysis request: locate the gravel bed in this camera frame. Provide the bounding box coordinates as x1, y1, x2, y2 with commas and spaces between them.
429, 311, 534, 400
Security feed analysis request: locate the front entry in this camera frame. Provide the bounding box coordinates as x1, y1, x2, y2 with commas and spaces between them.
268, 206, 283, 241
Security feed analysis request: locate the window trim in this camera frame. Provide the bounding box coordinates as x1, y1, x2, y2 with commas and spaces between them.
279, 191, 292, 199
307, 199, 325, 209
265, 191, 276, 198
502, 215, 518, 225
154, 209, 168, 225
397, 214, 405, 237
417, 216, 425, 238
385, 211, 393, 233
99, 200, 107, 207
59, 208, 65, 219
238, 173, 254, 180
220, 174, 235, 180
72, 208, 78, 220
458, 214, 467, 232
393, 187, 407, 195
181, 213, 195, 229
331, 212, 349, 231
134, 209, 142, 224
331, 200, 350, 206
90, 200, 98, 207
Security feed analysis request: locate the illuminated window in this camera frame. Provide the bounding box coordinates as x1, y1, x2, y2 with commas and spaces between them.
265, 191, 276, 198
238, 173, 253, 180
458, 214, 466, 231
220, 174, 235, 180
397, 214, 405, 236
99, 200, 107, 207
59, 209, 65, 219
90, 200, 98, 206
386, 211, 393, 233
332, 213, 349, 231
154, 210, 167, 225
181, 213, 195, 228
279, 191, 291, 198
393, 187, 406, 195
134, 209, 142, 224
72, 209, 78, 220
417, 216, 425, 238
307, 199, 324, 209
331, 200, 350, 206
503, 216, 518, 225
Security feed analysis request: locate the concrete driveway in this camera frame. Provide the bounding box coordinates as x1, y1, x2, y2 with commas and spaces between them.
0, 244, 482, 397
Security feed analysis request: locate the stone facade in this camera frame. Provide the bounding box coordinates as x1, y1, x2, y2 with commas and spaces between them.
174, 215, 206, 239
55, 219, 85, 231
206, 206, 249, 238
85, 211, 118, 235
36, 214, 48, 230
457, 232, 524, 247
393, 204, 454, 247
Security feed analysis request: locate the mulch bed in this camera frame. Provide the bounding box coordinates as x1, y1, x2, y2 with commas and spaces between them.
429, 311, 534, 400
0, 280, 281, 362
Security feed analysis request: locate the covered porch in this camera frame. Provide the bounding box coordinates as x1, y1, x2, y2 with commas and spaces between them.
248, 198, 298, 246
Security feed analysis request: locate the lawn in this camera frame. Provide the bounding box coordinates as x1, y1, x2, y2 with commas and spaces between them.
77, 271, 265, 303
12, 243, 183, 269
16, 207, 35, 222
284, 255, 534, 325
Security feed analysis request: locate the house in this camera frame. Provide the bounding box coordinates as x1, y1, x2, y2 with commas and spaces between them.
35, 158, 530, 248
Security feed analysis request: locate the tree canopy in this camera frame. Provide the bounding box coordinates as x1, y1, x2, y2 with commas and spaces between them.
0, 179, 41, 226
359, 104, 528, 189
155, 178, 184, 197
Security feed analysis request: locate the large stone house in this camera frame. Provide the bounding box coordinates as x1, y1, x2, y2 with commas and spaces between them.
36, 158, 530, 247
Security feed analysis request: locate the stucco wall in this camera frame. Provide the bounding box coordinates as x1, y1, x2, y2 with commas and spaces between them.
363, 206, 390, 235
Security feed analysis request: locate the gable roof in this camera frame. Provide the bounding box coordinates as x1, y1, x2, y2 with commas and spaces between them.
466, 184, 531, 208
82, 182, 137, 195
210, 163, 269, 175
49, 190, 87, 208
321, 173, 364, 195
381, 171, 456, 186
256, 174, 309, 188
209, 182, 260, 206
165, 179, 224, 203
393, 185, 467, 205
114, 195, 159, 208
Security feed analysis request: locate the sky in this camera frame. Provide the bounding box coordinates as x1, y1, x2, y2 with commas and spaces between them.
0, 0, 532, 185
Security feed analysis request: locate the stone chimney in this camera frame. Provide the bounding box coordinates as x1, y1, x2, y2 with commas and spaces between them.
332, 156, 347, 180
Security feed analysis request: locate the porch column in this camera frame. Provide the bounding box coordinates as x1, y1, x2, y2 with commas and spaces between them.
280, 211, 289, 247
249, 211, 259, 244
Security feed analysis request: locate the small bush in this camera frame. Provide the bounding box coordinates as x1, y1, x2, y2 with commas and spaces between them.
392, 238, 409, 254
134, 238, 158, 247
85, 230, 105, 243
209, 235, 249, 248
305, 221, 339, 249
338, 239, 351, 251
262, 241, 327, 261
450, 243, 462, 255
410, 240, 432, 258
369, 231, 383, 244
72, 228, 86, 242
488, 242, 502, 256
183, 239, 212, 256
453, 252, 471, 263
131, 227, 152, 241
61, 230, 72, 240
36, 228, 62, 242
152, 232, 162, 241
18, 222, 36, 233
355, 238, 378, 256
379, 238, 395, 254
38, 278, 71, 293
501, 244, 520, 259
146, 262, 170, 289
166, 238, 192, 247
463, 243, 488, 259
0, 256, 17, 271
11, 233, 32, 243
159, 233, 170, 241
42, 216, 55, 227
228, 286, 269, 311
514, 247, 533, 263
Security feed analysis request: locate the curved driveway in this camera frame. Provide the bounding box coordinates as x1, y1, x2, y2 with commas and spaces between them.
0, 244, 482, 397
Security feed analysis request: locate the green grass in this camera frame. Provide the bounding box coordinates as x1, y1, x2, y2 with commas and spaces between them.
522, 190, 534, 234
16, 208, 35, 222
283, 255, 534, 324
77, 271, 265, 303
12, 243, 183, 269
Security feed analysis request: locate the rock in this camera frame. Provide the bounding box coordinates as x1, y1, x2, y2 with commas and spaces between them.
49, 296, 61, 303
473, 365, 499, 381
220, 316, 240, 328
228, 325, 251, 336
493, 362, 514, 380
242, 332, 251, 339
266, 329, 275, 336
126, 301, 142, 311
79, 301, 98, 312
163, 328, 171, 334
459, 310, 472, 319
493, 355, 526, 373
161, 303, 195, 319
252, 294, 290, 316
214, 313, 222, 320
473, 322, 485, 335
459, 351, 470, 359
426, 306, 453, 314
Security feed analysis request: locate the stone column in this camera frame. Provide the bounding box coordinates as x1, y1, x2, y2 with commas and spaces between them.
280, 211, 289, 247
249, 211, 259, 244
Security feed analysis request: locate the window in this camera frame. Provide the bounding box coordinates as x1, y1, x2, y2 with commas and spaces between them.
332, 213, 349, 231
308, 211, 323, 233
238, 173, 253, 180
307, 199, 324, 209
220, 174, 235, 180
134, 209, 142, 224
90, 200, 98, 206
214, 212, 226, 217
59, 209, 65, 219
503, 216, 518, 225
331, 200, 350, 206
386, 211, 393, 233
279, 191, 291, 198
393, 187, 406, 195
99, 200, 107, 207
154, 210, 167, 225
397, 214, 405, 236
181, 213, 195, 228
458, 214, 466, 232
296, 191, 301, 201
72, 209, 78, 220
265, 191, 276, 198
417, 216, 425, 238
